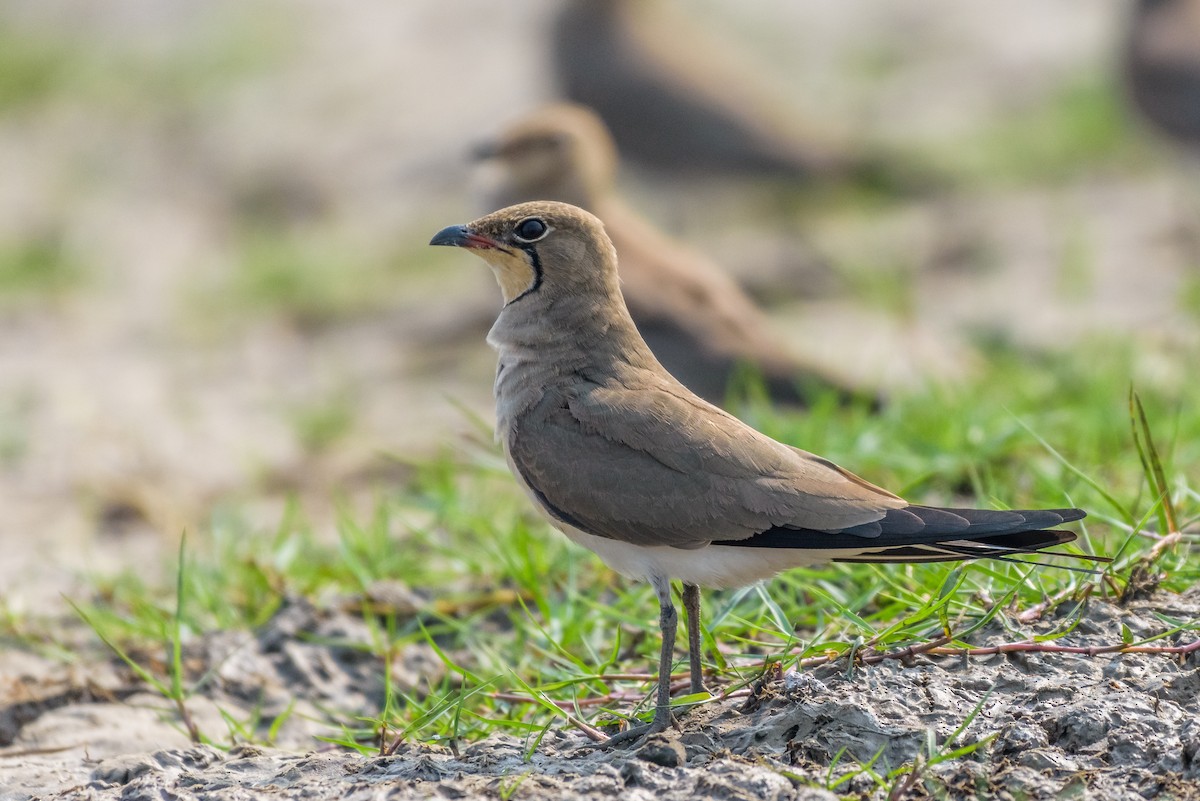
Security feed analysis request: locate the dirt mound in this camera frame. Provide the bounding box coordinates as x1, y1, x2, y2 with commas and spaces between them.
4, 590, 1199, 800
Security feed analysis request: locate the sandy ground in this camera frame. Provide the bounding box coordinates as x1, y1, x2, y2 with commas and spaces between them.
3, 590, 1199, 799
2, 0, 1199, 798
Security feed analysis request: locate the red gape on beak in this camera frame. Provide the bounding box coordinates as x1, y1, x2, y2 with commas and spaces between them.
429, 225, 505, 251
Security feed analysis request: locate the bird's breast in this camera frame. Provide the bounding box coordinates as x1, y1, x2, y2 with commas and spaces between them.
491, 344, 556, 443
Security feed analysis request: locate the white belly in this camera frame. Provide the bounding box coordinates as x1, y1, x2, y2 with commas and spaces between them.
557, 523, 840, 589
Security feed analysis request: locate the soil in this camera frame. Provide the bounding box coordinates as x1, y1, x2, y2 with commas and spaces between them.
3, 590, 1200, 800
2, 0, 1199, 799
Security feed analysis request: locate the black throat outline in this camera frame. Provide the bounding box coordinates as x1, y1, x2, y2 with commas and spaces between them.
505, 246, 543, 307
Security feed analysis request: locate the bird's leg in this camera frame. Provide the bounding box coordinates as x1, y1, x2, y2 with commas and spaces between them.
651, 576, 679, 727
682, 582, 708, 695
605, 575, 678, 747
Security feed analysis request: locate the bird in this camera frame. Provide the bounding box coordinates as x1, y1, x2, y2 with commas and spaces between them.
472, 103, 875, 408
429, 200, 1095, 745
1124, 0, 1200, 152
549, 0, 863, 182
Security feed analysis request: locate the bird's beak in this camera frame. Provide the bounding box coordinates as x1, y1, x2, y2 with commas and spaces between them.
429, 225, 504, 250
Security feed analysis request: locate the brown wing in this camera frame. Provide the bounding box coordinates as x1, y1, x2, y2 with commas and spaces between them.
507, 381, 903, 549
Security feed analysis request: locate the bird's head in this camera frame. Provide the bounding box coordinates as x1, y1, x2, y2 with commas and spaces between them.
471, 104, 618, 210
430, 201, 620, 307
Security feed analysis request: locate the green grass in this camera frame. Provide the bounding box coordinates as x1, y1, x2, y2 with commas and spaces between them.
757, 71, 1154, 213
47, 333, 1197, 761
0, 28, 84, 111
183, 226, 463, 332
923, 75, 1152, 187
0, 9, 291, 114
289, 391, 356, 454
0, 233, 85, 300
828, 253, 919, 320
198, 229, 391, 329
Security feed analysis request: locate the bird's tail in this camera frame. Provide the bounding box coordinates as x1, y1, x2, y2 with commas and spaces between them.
832, 528, 1109, 575
728, 506, 1108, 573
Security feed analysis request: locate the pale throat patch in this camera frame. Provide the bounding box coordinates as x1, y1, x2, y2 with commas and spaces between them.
481, 250, 537, 304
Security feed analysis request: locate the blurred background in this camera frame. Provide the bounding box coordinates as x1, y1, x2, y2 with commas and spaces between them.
1, 0, 1196, 609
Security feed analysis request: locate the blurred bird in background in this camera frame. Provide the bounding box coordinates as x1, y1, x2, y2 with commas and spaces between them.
1123, 0, 1200, 257
473, 104, 878, 409
1124, 0, 1200, 153
550, 0, 878, 184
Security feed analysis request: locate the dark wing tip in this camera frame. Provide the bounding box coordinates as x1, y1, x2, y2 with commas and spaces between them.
1048, 508, 1087, 523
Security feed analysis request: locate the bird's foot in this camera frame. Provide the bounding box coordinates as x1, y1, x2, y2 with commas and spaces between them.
601, 710, 676, 748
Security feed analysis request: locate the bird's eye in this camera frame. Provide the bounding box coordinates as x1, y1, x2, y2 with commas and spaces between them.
513, 217, 549, 243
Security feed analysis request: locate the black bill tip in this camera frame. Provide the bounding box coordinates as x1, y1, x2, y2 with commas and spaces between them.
429, 225, 506, 251
430, 224, 471, 248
